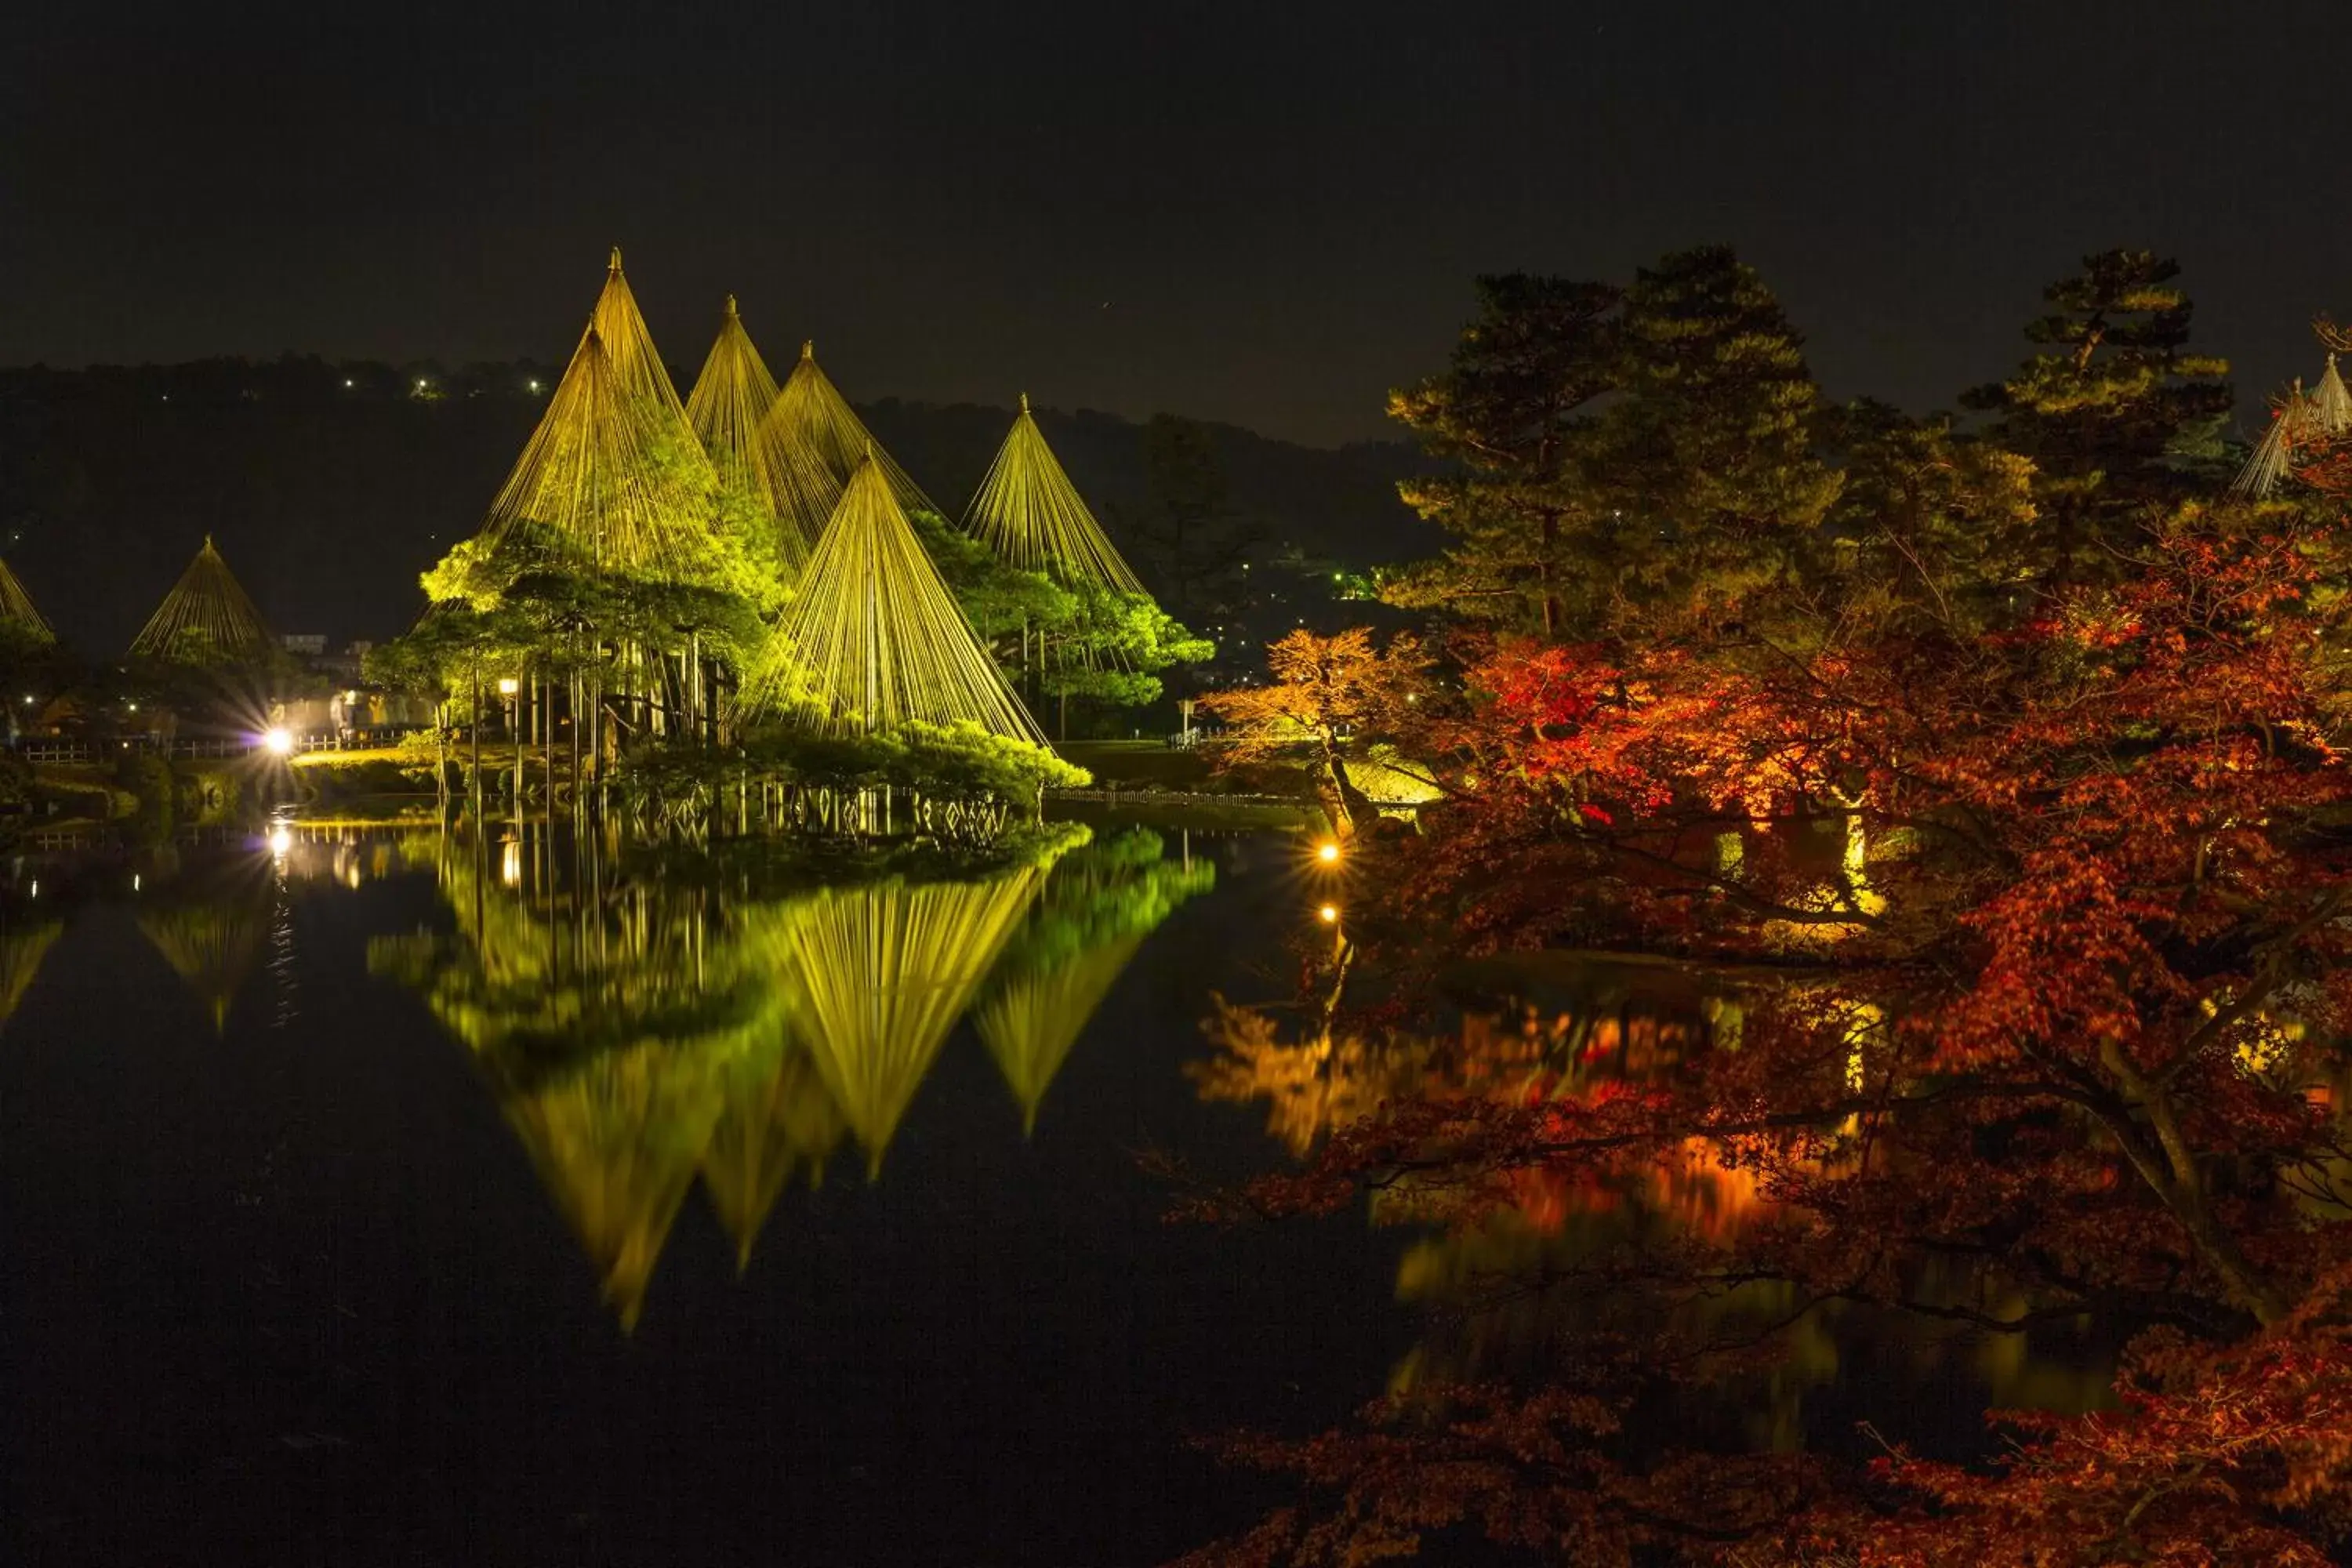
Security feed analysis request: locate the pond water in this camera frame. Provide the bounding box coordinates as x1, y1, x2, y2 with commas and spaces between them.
0, 815, 2113, 1565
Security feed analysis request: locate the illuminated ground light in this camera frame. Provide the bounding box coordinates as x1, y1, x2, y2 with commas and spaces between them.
1317, 903, 1339, 924
263, 726, 294, 756
1315, 840, 1341, 865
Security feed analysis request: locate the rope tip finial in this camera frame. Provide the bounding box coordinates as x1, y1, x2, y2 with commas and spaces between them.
724, 293, 737, 317
608, 245, 623, 272
801, 339, 815, 361
1018, 391, 1029, 413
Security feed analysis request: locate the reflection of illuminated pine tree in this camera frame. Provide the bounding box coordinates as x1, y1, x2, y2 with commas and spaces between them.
140, 898, 270, 1034
368, 826, 1103, 1315
700, 1044, 848, 1269
977, 938, 1146, 1135
501, 1040, 731, 1330
0, 919, 61, 1031
978, 829, 1214, 1132
763, 872, 1044, 1174
369, 831, 779, 1323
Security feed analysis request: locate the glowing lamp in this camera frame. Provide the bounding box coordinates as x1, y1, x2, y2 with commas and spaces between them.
1317, 904, 1339, 924
268, 826, 292, 856
263, 727, 294, 756
497, 677, 520, 696
1315, 840, 1341, 865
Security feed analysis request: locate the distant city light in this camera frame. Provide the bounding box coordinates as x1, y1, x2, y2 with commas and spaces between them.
528, 379, 540, 393
416, 379, 428, 390
263, 726, 294, 756
343, 378, 354, 388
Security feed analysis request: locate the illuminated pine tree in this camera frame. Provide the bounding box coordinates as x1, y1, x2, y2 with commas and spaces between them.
965, 394, 1143, 592
685, 296, 810, 575
0, 557, 53, 646
1965, 249, 2231, 578
746, 456, 1047, 744
128, 536, 274, 663
758, 340, 935, 517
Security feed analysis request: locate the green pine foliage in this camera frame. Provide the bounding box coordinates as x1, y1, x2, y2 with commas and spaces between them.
1962, 249, 2233, 586
1386, 248, 1838, 638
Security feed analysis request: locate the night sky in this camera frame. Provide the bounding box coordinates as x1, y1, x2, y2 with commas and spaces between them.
2, 1, 2336, 446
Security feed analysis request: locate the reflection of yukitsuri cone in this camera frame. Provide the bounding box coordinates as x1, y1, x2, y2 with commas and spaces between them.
700, 1045, 849, 1270
0, 557, 54, 643
964, 394, 1144, 592
742, 457, 1047, 742
139, 901, 269, 1034
684, 296, 810, 574
0, 920, 62, 1031
2234, 380, 2312, 498
128, 537, 272, 662
975, 935, 1146, 1134
501, 1039, 729, 1330
2314, 354, 2352, 435
770, 872, 1044, 1176
759, 339, 935, 515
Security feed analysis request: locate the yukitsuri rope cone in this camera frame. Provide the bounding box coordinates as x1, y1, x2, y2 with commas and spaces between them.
0, 557, 54, 643
761, 869, 1045, 1177
964, 394, 1144, 592
748, 455, 1048, 744
471, 254, 720, 581
684, 296, 809, 573
128, 536, 273, 662
2233, 351, 2352, 499
760, 339, 936, 517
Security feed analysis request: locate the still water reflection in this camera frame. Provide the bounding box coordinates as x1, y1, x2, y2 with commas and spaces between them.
368, 821, 1214, 1324
0, 820, 2115, 1565
2, 819, 1414, 1566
